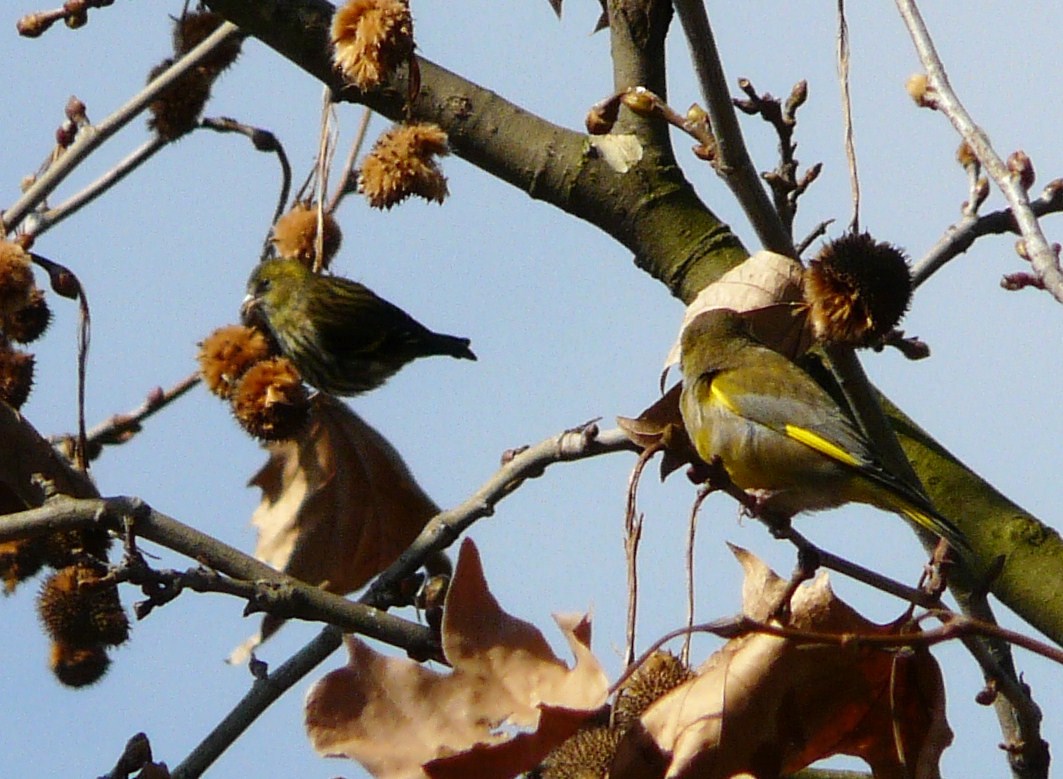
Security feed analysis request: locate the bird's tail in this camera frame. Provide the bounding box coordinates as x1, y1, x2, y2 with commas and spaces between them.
431, 332, 477, 361
899, 503, 972, 560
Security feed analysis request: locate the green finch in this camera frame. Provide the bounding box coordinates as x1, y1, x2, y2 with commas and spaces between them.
241, 257, 476, 396
679, 308, 968, 553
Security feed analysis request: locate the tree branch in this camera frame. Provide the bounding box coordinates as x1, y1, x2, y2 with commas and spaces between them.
202, 0, 746, 302
895, 0, 1063, 303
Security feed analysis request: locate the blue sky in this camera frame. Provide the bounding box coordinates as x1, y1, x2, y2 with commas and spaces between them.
2, 2, 1062, 777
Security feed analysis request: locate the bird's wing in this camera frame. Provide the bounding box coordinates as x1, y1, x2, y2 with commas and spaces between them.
307, 286, 422, 360
707, 356, 878, 470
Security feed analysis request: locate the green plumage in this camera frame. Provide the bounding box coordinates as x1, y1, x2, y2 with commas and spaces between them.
242, 258, 476, 396
679, 308, 968, 553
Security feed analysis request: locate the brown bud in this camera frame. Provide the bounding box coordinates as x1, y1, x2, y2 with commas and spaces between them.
905, 73, 935, 108
956, 140, 977, 170
586, 96, 620, 135
65, 96, 88, 124
1007, 150, 1035, 191
620, 87, 656, 117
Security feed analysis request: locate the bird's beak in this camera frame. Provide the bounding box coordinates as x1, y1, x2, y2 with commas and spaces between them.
239, 293, 257, 326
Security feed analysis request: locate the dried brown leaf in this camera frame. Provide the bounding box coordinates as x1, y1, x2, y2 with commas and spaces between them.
231, 394, 439, 661
661, 251, 811, 382
304, 539, 609, 779
616, 383, 697, 480
611, 547, 952, 779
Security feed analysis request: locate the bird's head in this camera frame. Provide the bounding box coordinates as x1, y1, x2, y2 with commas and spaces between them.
240, 257, 310, 326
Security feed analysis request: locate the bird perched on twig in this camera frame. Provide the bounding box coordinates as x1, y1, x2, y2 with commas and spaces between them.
679, 307, 968, 555
242, 257, 476, 396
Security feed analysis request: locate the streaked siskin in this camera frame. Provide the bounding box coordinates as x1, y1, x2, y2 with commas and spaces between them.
241, 257, 475, 395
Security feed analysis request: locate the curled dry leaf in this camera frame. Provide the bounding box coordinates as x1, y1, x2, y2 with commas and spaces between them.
660, 250, 810, 386
230, 394, 439, 662
304, 539, 609, 779
611, 546, 952, 779
615, 382, 696, 480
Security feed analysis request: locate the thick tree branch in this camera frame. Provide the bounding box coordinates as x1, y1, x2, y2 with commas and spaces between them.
0, 495, 435, 652
203, 0, 746, 302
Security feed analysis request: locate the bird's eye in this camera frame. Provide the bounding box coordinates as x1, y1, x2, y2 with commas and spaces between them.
255, 278, 272, 295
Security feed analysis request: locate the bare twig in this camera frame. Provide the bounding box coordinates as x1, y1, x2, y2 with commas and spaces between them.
835, 0, 860, 232
49, 372, 201, 458
912, 179, 1063, 287
623, 445, 658, 667
3, 21, 242, 234
327, 106, 374, 213
16, 0, 117, 38
28, 136, 168, 238
670, 0, 794, 255
733, 78, 819, 238
896, 0, 1063, 303
682, 486, 711, 666
0, 496, 435, 653
361, 424, 638, 609
170, 626, 344, 779
612, 608, 1063, 698
200, 116, 293, 259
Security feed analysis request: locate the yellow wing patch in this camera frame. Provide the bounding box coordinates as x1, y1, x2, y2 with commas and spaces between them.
784, 424, 861, 467
709, 381, 740, 415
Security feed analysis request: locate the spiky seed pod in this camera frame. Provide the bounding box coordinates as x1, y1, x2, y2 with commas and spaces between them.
38, 526, 112, 570
2, 287, 52, 344
331, 0, 413, 90
535, 727, 621, 779
230, 356, 310, 440
0, 241, 34, 315
198, 324, 272, 399
360, 122, 449, 209
0, 538, 46, 593
37, 561, 130, 648
49, 641, 110, 687
0, 343, 35, 409
270, 203, 343, 270
804, 232, 913, 347
146, 57, 213, 141
612, 651, 695, 732
172, 9, 242, 75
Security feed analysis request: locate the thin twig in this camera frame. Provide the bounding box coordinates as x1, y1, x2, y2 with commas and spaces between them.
327, 106, 374, 213
200, 116, 293, 260
623, 445, 657, 667
2, 21, 242, 233
51, 372, 200, 454
835, 0, 860, 232
28, 137, 168, 238
0, 496, 434, 652
170, 626, 344, 779
682, 486, 711, 666
670, 0, 793, 255
912, 180, 1063, 287
361, 424, 638, 608
895, 0, 1063, 303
